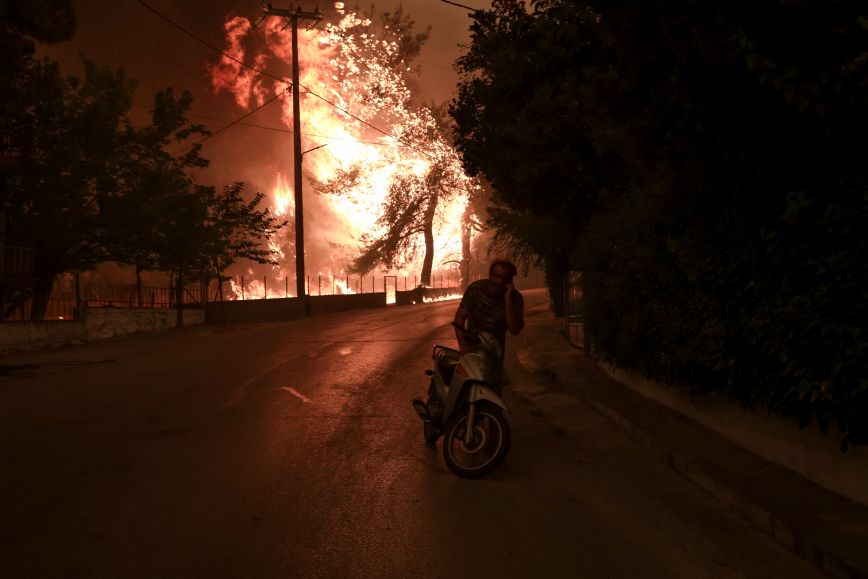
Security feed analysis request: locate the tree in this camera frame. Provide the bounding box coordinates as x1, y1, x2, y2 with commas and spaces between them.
101, 88, 209, 302
3, 58, 137, 319
450, 1, 623, 311
310, 9, 475, 286
200, 182, 287, 292
151, 181, 284, 316
2, 58, 216, 319
371, 5, 430, 93
347, 155, 464, 286
450, 0, 868, 446
0, 0, 76, 80
4, 54, 282, 318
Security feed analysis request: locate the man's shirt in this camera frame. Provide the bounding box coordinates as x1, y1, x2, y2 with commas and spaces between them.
459, 279, 524, 347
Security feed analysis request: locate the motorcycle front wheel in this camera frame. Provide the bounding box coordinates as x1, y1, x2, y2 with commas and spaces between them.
443, 402, 510, 478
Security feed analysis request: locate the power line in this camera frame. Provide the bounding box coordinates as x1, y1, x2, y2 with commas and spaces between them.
174, 87, 289, 154
183, 111, 410, 148
419, 59, 453, 72
133, 0, 433, 159
131, 102, 408, 148
297, 82, 435, 160
440, 0, 479, 12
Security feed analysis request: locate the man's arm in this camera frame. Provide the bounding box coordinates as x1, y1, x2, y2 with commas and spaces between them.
504, 283, 524, 335
454, 303, 470, 353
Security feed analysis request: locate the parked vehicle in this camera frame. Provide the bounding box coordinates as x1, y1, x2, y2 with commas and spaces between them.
412, 323, 511, 478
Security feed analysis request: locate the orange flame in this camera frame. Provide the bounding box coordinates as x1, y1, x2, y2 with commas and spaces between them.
210, 9, 479, 296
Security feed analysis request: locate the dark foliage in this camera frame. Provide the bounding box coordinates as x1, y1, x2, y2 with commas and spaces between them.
451, 0, 868, 447
2, 54, 283, 318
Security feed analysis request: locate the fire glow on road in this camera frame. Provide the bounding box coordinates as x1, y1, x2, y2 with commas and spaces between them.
282, 386, 313, 403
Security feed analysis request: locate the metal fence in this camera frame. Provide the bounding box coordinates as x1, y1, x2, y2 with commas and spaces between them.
221, 271, 462, 301
564, 271, 587, 351
0, 290, 76, 321
1, 269, 464, 322
0, 245, 34, 277
0, 280, 207, 322
81, 283, 204, 308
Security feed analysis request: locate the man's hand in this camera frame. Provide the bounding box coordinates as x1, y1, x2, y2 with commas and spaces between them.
504, 281, 515, 298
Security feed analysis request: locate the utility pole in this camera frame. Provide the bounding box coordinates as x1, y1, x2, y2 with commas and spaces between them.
263, 4, 322, 306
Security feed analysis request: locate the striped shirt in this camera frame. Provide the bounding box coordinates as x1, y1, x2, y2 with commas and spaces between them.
459, 279, 524, 350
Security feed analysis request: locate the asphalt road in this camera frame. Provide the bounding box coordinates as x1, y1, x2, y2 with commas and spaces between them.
0, 289, 825, 578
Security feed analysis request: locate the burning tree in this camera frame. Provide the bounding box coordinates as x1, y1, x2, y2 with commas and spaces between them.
209, 6, 481, 289
316, 104, 477, 286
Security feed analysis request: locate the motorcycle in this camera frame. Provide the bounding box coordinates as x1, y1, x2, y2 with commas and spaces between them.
412, 322, 511, 478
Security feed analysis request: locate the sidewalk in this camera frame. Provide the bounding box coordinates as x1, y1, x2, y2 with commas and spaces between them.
516, 307, 868, 579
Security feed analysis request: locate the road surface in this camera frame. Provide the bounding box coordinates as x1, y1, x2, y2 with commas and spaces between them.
0, 289, 824, 578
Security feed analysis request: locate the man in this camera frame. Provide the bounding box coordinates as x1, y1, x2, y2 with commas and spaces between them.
453, 259, 525, 381
411, 259, 525, 421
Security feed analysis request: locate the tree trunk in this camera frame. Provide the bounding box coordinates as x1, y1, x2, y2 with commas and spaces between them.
460, 205, 472, 290
420, 197, 437, 287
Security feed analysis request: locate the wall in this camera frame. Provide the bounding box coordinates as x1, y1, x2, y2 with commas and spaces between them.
606, 366, 868, 508
2, 289, 434, 353
0, 307, 205, 354
206, 297, 306, 324
309, 293, 386, 314
0, 320, 84, 354
205, 293, 386, 323
84, 307, 204, 341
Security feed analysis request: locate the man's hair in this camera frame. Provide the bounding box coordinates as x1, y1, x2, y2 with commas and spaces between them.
489, 259, 517, 279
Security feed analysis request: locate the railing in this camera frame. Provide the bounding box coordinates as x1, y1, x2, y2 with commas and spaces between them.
0, 245, 34, 277
1, 270, 466, 322
222, 271, 462, 300
0, 280, 206, 322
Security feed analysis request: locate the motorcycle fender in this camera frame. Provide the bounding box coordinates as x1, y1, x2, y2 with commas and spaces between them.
444, 380, 505, 419
466, 382, 508, 412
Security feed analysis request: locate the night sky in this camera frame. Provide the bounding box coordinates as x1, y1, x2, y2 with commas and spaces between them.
40, 0, 476, 121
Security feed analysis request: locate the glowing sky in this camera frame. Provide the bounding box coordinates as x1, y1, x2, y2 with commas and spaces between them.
37, 1, 486, 290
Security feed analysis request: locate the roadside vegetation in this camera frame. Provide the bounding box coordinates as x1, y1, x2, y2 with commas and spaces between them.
1, 1, 285, 321
450, 0, 868, 448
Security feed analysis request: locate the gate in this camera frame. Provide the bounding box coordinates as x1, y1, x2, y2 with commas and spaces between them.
564, 271, 588, 351
384, 275, 398, 305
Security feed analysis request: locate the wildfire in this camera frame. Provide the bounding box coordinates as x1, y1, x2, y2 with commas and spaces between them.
270, 173, 294, 219
422, 293, 463, 303
208, 7, 479, 296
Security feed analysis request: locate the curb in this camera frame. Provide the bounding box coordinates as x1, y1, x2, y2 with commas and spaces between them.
521, 322, 868, 579
552, 371, 866, 579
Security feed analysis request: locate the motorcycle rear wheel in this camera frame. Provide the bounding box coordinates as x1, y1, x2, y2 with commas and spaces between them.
443, 402, 510, 478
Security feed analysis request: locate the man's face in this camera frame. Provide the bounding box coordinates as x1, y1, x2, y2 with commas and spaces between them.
489, 266, 514, 295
